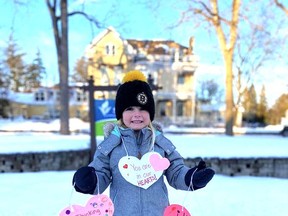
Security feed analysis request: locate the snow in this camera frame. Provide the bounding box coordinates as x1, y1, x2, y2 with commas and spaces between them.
1, 171, 288, 216
170, 134, 288, 158
0, 118, 286, 158
0, 118, 288, 216
0, 118, 90, 133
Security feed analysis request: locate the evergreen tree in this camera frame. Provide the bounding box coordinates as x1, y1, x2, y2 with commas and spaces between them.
257, 85, 268, 124
242, 87, 250, 115
0, 63, 5, 88
243, 84, 258, 124
0, 99, 9, 118
267, 94, 288, 124
3, 34, 26, 92
249, 85, 258, 117
25, 50, 46, 91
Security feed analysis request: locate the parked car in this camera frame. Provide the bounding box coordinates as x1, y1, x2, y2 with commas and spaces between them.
280, 126, 288, 137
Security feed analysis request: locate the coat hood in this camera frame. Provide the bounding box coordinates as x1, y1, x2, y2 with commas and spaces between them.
103, 121, 163, 138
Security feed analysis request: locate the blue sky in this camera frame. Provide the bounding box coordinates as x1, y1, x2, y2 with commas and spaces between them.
0, 1, 218, 82
0, 0, 287, 106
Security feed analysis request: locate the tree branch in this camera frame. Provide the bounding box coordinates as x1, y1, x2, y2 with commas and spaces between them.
68, 11, 104, 28
194, 0, 231, 25
229, 0, 241, 51
46, 0, 61, 55
274, 0, 288, 15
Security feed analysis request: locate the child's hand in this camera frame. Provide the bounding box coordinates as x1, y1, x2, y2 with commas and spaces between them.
184, 160, 215, 190
72, 166, 97, 194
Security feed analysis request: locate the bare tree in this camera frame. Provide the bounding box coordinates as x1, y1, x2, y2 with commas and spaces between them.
152, 0, 287, 135
46, 0, 70, 134
71, 57, 89, 83
8, 0, 120, 134
46, 0, 104, 135
168, 0, 241, 135
233, 4, 284, 125
197, 79, 222, 104
274, 0, 288, 15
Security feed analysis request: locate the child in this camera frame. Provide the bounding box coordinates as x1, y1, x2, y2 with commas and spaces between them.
73, 70, 215, 215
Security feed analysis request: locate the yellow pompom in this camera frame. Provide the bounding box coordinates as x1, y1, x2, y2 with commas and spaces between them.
122, 70, 147, 83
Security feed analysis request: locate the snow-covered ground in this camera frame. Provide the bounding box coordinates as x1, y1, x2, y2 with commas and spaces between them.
1, 171, 288, 216
0, 118, 287, 216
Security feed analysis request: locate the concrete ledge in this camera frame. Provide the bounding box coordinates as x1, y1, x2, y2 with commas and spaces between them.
1, 150, 287, 178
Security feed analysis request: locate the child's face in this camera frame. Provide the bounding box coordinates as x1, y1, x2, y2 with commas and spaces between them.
122, 106, 150, 130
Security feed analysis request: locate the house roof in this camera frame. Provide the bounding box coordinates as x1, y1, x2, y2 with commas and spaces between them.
84, 26, 189, 58
85, 26, 124, 58
127, 39, 188, 55
5, 91, 36, 105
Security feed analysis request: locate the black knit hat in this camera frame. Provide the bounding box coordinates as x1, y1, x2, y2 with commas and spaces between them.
115, 70, 155, 121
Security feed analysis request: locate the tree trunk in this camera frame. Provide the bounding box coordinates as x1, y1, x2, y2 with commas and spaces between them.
210, 0, 240, 136
46, 0, 70, 135
59, 0, 70, 135
225, 53, 234, 135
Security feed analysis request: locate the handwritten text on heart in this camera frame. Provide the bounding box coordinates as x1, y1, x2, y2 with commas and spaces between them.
118, 152, 170, 189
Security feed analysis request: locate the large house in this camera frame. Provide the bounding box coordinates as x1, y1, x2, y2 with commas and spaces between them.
1, 27, 202, 126
0, 87, 88, 120
85, 27, 199, 126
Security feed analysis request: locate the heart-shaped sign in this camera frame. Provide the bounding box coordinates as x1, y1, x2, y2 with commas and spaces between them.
118, 152, 170, 189
164, 204, 191, 216
149, 152, 170, 171
59, 194, 114, 216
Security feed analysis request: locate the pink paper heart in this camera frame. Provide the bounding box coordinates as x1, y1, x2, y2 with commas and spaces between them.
59, 194, 114, 216
164, 204, 191, 216
149, 153, 170, 171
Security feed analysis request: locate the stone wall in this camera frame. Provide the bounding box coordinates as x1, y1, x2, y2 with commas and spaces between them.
0, 150, 90, 173
185, 157, 288, 178
1, 150, 288, 178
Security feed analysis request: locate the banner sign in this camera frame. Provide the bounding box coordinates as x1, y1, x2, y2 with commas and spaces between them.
94, 100, 116, 136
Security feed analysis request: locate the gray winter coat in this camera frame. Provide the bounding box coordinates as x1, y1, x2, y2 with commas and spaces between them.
89, 123, 190, 216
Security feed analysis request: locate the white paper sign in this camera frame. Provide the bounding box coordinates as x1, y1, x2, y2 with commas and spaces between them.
118, 152, 170, 189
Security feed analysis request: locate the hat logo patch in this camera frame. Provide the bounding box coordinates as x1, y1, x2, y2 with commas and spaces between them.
137, 92, 148, 105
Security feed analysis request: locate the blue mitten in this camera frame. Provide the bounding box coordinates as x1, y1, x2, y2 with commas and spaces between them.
185, 160, 215, 190
72, 166, 97, 194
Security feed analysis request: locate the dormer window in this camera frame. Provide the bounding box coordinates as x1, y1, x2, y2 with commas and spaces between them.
105, 44, 115, 56
35, 92, 45, 101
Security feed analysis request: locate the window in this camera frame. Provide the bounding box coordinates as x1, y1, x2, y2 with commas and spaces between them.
56, 92, 60, 101
76, 92, 82, 102
83, 93, 87, 102
76, 110, 81, 118
35, 92, 45, 101
176, 101, 184, 116
177, 74, 185, 85
49, 91, 53, 99
105, 44, 116, 55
